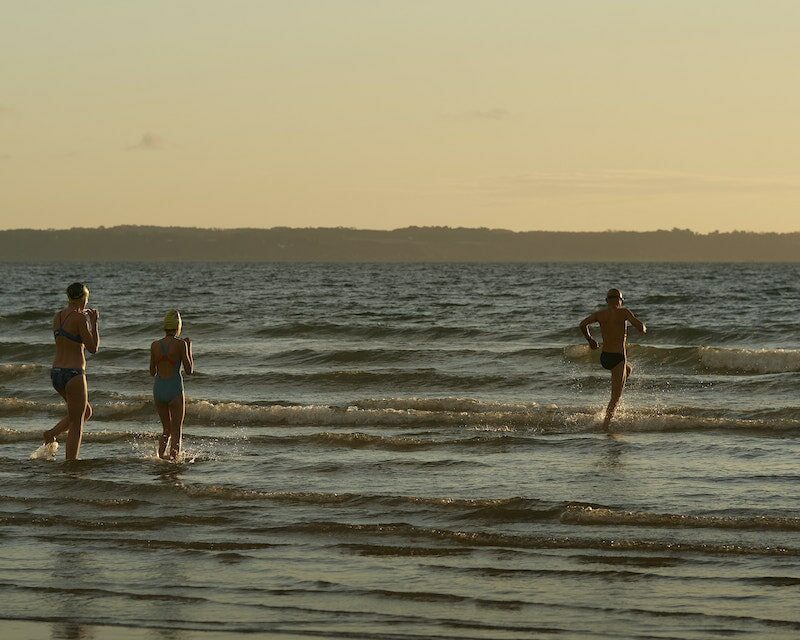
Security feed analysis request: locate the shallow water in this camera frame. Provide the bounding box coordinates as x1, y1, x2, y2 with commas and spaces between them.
1, 262, 799, 638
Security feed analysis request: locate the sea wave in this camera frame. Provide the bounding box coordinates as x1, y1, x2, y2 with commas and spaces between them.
0, 341, 146, 364
278, 521, 800, 557
107, 320, 228, 337
3, 396, 799, 434
0, 427, 545, 451
255, 321, 486, 340
0, 341, 52, 361
0, 309, 53, 322
696, 346, 800, 374
259, 345, 571, 367
184, 397, 559, 429
6, 470, 797, 536
564, 344, 800, 374
103, 485, 800, 532
562, 505, 800, 532
204, 368, 530, 390
0, 363, 45, 381
0, 428, 160, 444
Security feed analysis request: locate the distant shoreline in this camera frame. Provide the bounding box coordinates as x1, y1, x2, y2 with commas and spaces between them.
1, 226, 799, 262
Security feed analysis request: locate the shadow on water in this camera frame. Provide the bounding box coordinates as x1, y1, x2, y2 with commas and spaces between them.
48, 552, 100, 640
153, 462, 186, 486
149, 629, 186, 640
599, 433, 625, 469
51, 622, 95, 640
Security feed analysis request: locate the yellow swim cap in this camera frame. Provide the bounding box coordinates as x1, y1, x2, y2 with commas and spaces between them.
163, 309, 182, 334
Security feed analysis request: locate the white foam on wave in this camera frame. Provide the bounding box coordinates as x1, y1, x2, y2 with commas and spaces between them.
0, 397, 39, 414
563, 345, 593, 361
698, 346, 800, 374
353, 397, 547, 413
29, 441, 58, 460
564, 343, 800, 374
0, 363, 44, 381
3, 395, 799, 436
186, 398, 559, 428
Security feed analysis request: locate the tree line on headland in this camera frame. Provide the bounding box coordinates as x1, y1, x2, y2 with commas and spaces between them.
1, 226, 799, 262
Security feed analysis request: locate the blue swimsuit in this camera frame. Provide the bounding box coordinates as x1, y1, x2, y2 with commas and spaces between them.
153, 339, 184, 404
51, 309, 85, 392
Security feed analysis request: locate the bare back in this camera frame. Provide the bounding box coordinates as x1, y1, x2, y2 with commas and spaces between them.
52, 307, 89, 369
151, 337, 186, 378
595, 307, 632, 353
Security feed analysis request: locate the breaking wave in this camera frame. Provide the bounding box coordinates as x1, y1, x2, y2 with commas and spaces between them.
0, 363, 44, 381
564, 344, 800, 374
2, 396, 799, 434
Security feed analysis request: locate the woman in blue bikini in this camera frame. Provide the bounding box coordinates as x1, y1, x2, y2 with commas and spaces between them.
44, 282, 100, 460
150, 309, 193, 460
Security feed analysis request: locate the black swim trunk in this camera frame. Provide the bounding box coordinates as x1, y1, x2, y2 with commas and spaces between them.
600, 352, 625, 371
51, 367, 85, 392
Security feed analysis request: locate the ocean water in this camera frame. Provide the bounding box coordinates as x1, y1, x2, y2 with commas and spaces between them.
1, 262, 799, 639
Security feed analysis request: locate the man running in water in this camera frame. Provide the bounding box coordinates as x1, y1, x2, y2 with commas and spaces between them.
579, 288, 647, 429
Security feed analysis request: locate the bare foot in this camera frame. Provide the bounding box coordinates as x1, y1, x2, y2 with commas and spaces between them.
43, 430, 56, 445
158, 434, 170, 459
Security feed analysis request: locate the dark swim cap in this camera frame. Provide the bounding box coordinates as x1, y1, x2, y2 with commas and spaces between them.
66, 282, 89, 301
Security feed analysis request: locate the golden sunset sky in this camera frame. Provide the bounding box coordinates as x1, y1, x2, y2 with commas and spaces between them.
2, 1, 799, 231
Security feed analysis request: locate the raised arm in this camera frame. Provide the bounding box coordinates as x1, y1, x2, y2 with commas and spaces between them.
80, 309, 100, 354
579, 313, 600, 349
182, 337, 194, 375
625, 308, 647, 334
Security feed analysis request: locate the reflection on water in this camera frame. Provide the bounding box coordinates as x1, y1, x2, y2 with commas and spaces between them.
153, 462, 185, 487
600, 434, 624, 468
51, 622, 94, 640
150, 629, 185, 640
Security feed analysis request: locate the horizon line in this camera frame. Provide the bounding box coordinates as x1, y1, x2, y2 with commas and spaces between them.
2, 225, 800, 236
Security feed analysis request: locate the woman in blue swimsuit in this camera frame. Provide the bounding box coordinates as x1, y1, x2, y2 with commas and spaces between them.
44, 282, 100, 460
149, 309, 193, 460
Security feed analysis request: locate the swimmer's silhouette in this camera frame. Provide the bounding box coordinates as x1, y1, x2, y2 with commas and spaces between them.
579, 288, 646, 430
150, 309, 194, 460
43, 283, 100, 460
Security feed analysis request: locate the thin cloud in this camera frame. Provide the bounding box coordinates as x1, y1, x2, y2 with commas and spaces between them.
460, 170, 800, 198
443, 108, 513, 121
466, 108, 511, 120
128, 132, 165, 151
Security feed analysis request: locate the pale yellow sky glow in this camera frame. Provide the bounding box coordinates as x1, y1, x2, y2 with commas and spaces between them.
2, 1, 799, 231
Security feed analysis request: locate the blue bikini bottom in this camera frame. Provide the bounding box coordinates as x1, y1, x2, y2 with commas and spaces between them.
51, 367, 85, 392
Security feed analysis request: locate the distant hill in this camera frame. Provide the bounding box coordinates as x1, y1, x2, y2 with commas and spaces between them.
1, 226, 799, 262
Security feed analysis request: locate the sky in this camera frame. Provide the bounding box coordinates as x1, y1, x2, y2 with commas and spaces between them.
2, 1, 800, 232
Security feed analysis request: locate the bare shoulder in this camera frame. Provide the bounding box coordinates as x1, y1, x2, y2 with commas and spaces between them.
595, 308, 611, 322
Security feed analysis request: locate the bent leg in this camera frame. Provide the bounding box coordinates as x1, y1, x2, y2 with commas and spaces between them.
155, 401, 173, 459
167, 394, 185, 460
64, 375, 88, 461
47, 403, 91, 443
44, 389, 69, 443
602, 362, 627, 430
